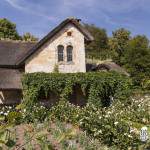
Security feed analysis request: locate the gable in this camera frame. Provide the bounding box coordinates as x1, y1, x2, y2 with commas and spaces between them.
25, 23, 86, 73
16, 18, 94, 66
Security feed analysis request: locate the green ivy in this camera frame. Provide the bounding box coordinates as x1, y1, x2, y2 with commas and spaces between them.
22, 72, 132, 109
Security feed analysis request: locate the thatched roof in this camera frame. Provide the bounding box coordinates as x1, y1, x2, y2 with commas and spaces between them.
92, 62, 129, 76
0, 40, 36, 68
0, 68, 22, 90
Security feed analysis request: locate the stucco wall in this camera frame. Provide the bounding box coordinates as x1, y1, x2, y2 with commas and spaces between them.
25, 23, 86, 73
0, 90, 22, 105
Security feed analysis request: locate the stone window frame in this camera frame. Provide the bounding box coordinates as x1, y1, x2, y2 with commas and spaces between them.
57, 45, 64, 62
57, 43, 74, 64
67, 45, 73, 62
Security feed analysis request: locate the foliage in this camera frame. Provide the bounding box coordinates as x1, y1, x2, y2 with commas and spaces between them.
53, 64, 59, 73
109, 28, 131, 64
50, 100, 81, 124
0, 105, 16, 116
0, 105, 22, 125
0, 117, 16, 149
142, 79, 150, 90
0, 18, 20, 40
84, 24, 110, 60
0, 120, 112, 150
21, 104, 49, 123
0, 18, 38, 41
22, 72, 132, 109
22, 32, 38, 41
49, 121, 110, 150
122, 35, 150, 86
48, 95, 150, 149
6, 111, 22, 125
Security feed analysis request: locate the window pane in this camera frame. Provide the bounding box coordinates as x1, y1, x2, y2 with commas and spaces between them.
58, 45, 64, 62
67, 45, 73, 62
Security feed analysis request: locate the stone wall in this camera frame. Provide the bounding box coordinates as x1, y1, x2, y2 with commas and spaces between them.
0, 90, 22, 105
25, 23, 86, 73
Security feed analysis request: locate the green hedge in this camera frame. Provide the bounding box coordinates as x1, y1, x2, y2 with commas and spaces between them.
22, 72, 132, 108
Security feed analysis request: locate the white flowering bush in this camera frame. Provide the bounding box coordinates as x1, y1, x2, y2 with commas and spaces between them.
79, 104, 141, 149
49, 100, 81, 124
0, 105, 15, 116
0, 105, 23, 125
22, 104, 49, 123
48, 94, 150, 149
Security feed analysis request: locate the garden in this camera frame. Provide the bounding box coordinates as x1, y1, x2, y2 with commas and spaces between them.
0, 72, 150, 150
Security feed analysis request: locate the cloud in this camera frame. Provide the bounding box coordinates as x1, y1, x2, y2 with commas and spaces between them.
3, 0, 150, 38
4, 0, 143, 27
4, 0, 56, 21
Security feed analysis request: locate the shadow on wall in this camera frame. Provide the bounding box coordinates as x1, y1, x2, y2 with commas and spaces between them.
0, 90, 22, 105
38, 85, 87, 107
69, 85, 87, 107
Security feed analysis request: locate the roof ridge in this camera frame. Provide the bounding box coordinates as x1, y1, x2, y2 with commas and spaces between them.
0, 39, 37, 43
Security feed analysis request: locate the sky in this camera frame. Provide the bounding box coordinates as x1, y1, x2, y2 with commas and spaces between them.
1, 0, 150, 39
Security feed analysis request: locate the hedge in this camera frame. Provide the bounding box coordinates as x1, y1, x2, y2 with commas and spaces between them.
22, 72, 132, 108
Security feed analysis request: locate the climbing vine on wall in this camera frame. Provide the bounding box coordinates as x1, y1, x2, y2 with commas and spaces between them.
22, 72, 132, 109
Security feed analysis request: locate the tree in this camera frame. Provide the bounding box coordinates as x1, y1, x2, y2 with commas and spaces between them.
22, 32, 38, 42
109, 28, 131, 64
84, 24, 109, 60
0, 18, 20, 40
122, 35, 150, 85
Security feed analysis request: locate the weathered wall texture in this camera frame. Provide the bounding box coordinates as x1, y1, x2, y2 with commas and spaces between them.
0, 90, 22, 105
25, 23, 86, 73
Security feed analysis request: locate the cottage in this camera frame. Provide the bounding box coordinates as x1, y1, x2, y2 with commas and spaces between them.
0, 18, 93, 104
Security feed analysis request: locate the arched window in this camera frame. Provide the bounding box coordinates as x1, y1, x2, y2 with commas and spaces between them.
67, 45, 73, 62
58, 45, 64, 62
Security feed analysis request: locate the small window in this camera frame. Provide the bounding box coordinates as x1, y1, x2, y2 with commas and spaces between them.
67, 31, 72, 36
67, 45, 73, 62
58, 45, 64, 62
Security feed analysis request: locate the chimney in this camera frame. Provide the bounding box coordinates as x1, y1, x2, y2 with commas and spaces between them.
76, 18, 81, 22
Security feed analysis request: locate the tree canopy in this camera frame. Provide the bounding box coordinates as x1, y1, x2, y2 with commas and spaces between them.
109, 28, 131, 64
84, 24, 109, 59
0, 18, 38, 41
0, 18, 20, 40
22, 32, 38, 42
122, 35, 150, 85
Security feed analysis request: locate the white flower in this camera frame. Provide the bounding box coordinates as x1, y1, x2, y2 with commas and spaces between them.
4, 113, 8, 116
99, 116, 102, 119
107, 111, 111, 114
141, 126, 148, 130
114, 122, 119, 125
98, 130, 102, 134
128, 135, 132, 138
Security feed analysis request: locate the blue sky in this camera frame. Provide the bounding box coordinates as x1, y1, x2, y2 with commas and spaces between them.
1, 0, 150, 39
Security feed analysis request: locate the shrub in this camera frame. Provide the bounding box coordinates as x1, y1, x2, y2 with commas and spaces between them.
22, 104, 49, 123
142, 79, 150, 90
49, 100, 81, 124
6, 111, 22, 125
22, 72, 132, 109
48, 96, 150, 149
